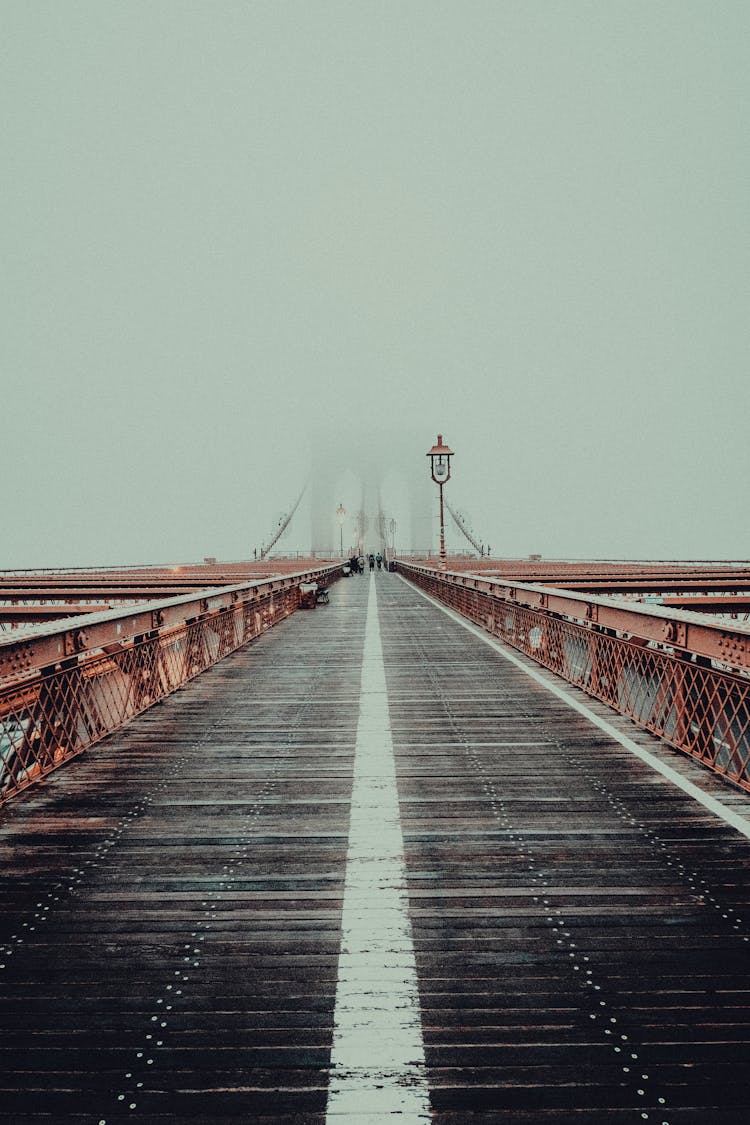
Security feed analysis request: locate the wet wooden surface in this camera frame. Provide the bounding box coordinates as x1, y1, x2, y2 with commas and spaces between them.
2, 571, 750, 1122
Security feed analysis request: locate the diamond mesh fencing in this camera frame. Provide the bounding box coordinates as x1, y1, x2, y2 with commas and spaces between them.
402, 565, 750, 792
0, 577, 333, 806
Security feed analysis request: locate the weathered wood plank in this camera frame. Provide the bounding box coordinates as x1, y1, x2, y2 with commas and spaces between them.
3, 572, 750, 1122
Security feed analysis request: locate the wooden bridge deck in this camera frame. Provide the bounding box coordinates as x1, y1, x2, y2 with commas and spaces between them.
2, 572, 750, 1123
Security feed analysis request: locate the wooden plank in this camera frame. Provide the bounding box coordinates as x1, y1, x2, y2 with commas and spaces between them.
379, 574, 750, 1123
0, 584, 362, 1122
3, 571, 750, 1121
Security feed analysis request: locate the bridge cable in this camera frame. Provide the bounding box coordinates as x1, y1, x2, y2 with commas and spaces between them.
444, 497, 484, 556
259, 482, 308, 559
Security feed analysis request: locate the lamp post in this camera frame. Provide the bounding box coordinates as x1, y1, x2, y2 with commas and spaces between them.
426, 433, 453, 565
336, 503, 346, 557
389, 517, 396, 557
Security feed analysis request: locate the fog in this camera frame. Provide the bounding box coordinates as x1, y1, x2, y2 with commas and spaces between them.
3, 2, 748, 566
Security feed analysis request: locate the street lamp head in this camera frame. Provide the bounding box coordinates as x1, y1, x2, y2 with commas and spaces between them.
427, 433, 453, 484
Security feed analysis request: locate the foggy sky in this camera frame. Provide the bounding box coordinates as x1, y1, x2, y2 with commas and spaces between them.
3, 1, 749, 566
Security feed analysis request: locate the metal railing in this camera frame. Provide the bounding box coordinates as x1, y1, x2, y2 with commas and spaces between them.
0, 564, 342, 807
398, 562, 750, 793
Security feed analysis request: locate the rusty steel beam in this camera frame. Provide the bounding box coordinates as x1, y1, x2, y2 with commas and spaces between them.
0, 575, 237, 585
458, 559, 750, 574
0, 587, 196, 601
0, 605, 112, 622
549, 580, 750, 594
389, 557, 750, 596
0, 560, 330, 581
0, 575, 228, 587
437, 558, 750, 583
0, 561, 340, 601
660, 596, 750, 613
468, 571, 750, 594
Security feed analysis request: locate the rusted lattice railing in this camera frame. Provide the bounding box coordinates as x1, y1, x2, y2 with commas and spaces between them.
399, 562, 750, 793
0, 565, 341, 807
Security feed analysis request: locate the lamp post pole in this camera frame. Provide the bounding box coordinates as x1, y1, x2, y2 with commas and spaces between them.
426, 434, 453, 567
336, 503, 346, 558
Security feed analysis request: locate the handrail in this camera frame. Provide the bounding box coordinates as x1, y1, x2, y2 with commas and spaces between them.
0, 565, 341, 683
400, 563, 750, 673
398, 561, 750, 793
0, 564, 342, 807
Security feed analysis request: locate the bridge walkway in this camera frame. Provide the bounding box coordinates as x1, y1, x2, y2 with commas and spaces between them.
2, 571, 750, 1122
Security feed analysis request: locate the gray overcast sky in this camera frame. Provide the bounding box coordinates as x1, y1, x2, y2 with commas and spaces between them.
2, 1, 748, 565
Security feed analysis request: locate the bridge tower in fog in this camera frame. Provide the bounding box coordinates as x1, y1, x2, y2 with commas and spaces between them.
308, 427, 435, 556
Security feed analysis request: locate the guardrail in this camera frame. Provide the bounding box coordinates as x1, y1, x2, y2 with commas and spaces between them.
398, 562, 750, 793
0, 564, 342, 807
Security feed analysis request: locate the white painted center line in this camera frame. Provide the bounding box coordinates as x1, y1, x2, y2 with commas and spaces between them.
326, 575, 430, 1122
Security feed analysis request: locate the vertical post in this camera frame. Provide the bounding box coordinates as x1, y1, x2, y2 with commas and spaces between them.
336, 502, 346, 559
426, 434, 453, 569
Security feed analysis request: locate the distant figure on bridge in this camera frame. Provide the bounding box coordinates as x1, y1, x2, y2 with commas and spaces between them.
376, 552, 382, 570
368, 554, 375, 571
349, 554, 360, 575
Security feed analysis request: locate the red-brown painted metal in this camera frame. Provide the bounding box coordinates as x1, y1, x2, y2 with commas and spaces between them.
0, 564, 342, 807
659, 595, 750, 613
398, 561, 750, 793
545, 579, 750, 593
403, 556, 750, 594
0, 561, 341, 625
0, 586, 195, 600
0, 605, 112, 622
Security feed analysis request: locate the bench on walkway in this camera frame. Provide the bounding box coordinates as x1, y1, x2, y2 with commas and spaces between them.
298, 581, 329, 607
